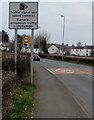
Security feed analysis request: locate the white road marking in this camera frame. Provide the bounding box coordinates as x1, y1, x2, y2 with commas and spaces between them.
46, 68, 55, 74
55, 68, 74, 74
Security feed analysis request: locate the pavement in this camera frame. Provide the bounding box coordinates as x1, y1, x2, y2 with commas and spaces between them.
33, 63, 88, 118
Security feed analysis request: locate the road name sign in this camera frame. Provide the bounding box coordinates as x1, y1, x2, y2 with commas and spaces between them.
9, 2, 38, 29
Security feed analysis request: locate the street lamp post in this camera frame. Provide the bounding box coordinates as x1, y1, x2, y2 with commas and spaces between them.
61, 15, 65, 60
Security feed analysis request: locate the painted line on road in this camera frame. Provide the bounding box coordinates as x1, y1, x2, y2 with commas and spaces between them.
46, 68, 93, 75
46, 68, 55, 74
79, 68, 94, 76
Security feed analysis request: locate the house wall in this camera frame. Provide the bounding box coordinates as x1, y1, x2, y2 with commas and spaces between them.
21, 48, 41, 54
84, 49, 91, 56
33, 48, 40, 54
48, 45, 59, 54
71, 48, 92, 56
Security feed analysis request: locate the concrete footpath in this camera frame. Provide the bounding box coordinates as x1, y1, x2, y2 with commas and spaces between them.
33, 63, 88, 118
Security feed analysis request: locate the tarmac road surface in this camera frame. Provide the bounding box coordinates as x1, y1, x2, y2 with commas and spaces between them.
33, 59, 92, 118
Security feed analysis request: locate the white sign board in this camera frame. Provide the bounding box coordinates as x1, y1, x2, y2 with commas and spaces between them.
9, 2, 38, 29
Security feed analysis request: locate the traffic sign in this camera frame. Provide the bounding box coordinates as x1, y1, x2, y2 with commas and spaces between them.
22, 35, 30, 48
9, 2, 38, 29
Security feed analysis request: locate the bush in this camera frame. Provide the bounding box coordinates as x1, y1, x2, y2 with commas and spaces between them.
39, 53, 62, 60
2, 53, 31, 113
2, 53, 30, 79
2, 71, 18, 113
2, 58, 14, 71
16, 55, 30, 79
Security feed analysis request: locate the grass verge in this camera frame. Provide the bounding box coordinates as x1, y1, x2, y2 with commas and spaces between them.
47, 58, 94, 67
3, 73, 36, 119
63, 59, 94, 67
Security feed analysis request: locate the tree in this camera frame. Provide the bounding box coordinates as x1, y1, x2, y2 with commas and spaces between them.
76, 41, 82, 46
40, 38, 48, 54
9, 40, 15, 52
90, 50, 94, 56
34, 31, 50, 54
9, 34, 22, 52
0, 30, 9, 42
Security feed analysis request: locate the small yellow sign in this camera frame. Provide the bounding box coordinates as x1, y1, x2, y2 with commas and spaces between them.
22, 35, 31, 48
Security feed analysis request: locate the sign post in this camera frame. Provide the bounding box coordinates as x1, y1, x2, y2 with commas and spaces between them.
31, 29, 34, 83
9, 2, 38, 83
14, 29, 17, 72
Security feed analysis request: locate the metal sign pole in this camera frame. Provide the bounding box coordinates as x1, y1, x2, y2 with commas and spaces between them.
14, 29, 17, 72
30, 29, 34, 83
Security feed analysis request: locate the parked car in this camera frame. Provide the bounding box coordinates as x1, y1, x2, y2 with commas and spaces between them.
33, 53, 40, 61
27, 53, 40, 63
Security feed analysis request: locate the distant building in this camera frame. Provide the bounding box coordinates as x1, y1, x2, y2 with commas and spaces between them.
0, 42, 9, 51
47, 44, 70, 55
33, 48, 41, 54
70, 45, 94, 56
48, 45, 60, 54
21, 48, 42, 54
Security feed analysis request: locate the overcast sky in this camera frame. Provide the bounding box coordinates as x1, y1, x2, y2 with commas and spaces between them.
0, 0, 92, 46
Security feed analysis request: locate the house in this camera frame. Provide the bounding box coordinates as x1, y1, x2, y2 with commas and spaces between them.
21, 48, 42, 54
0, 42, 9, 51
70, 45, 94, 56
47, 44, 70, 55
33, 48, 41, 54
48, 44, 60, 54
48, 44, 94, 56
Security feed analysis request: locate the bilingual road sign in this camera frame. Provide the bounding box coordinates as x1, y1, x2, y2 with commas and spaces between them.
9, 2, 38, 29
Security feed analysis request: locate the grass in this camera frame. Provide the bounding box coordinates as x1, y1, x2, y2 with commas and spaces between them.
63, 59, 94, 67
47, 58, 94, 67
3, 73, 36, 119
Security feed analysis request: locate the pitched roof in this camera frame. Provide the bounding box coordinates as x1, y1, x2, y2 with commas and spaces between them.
47, 43, 69, 50
71, 45, 94, 49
